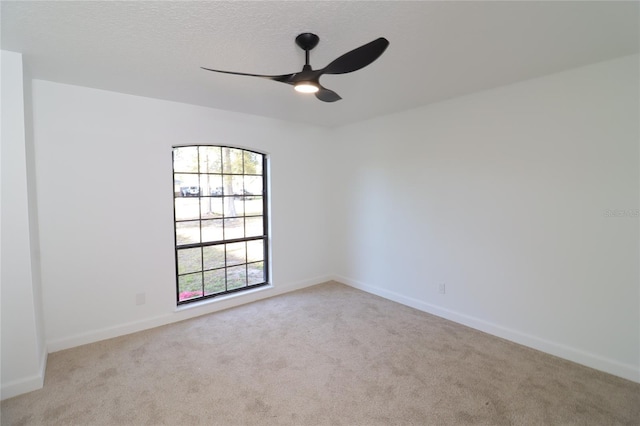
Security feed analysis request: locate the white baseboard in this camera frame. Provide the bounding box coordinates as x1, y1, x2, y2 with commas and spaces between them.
47, 275, 330, 353
1, 347, 47, 401
334, 275, 640, 384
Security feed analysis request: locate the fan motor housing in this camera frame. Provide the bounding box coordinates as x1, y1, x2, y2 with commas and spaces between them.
295, 33, 320, 51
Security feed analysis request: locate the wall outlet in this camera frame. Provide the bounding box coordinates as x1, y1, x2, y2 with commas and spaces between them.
438, 283, 446, 294
135, 292, 146, 305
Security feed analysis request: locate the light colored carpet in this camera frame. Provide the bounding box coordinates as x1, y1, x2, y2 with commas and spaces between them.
2, 281, 639, 425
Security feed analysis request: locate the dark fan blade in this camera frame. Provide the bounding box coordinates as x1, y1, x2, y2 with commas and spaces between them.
321, 38, 389, 75
315, 85, 342, 103
201, 67, 295, 84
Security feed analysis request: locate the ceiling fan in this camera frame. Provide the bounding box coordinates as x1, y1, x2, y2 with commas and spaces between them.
201, 33, 389, 102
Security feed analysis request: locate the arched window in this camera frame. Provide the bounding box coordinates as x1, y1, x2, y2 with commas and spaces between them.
172, 146, 269, 304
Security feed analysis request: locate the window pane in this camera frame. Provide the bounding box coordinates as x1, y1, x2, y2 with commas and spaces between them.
227, 265, 247, 290
201, 197, 223, 220
222, 196, 241, 218
174, 147, 199, 173
176, 221, 200, 245
173, 177, 182, 197
204, 269, 225, 295
231, 197, 245, 217
178, 273, 203, 301
199, 146, 222, 173
222, 175, 235, 201
224, 218, 245, 239
175, 198, 200, 221
231, 175, 244, 195
203, 245, 225, 270
175, 173, 200, 197
178, 248, 201, 274
244, 151, 262, 175
247, 240, 264, 263
226, 242, 246, 266
244, 175, 262, 196
248, 261, 265, 285
222, 147, 243, 174
201, 219, 223, 243
200, 174, 223, 198
244, 197, 263, 216
245, 216, 263, 237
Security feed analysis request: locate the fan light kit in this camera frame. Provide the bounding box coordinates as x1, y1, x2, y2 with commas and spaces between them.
294, 82, 319, 94
202, 33, 389, 102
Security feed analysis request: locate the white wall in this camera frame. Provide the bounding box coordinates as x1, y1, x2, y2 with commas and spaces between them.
30, 80, 333, 351
1, 50, 47, 399
333, 54, 640, 382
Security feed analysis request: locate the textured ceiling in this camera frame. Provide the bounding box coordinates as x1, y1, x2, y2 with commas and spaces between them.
2, 1, 638, 127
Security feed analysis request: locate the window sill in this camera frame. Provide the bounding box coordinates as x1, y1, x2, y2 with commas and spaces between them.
174, 283, 273, 312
